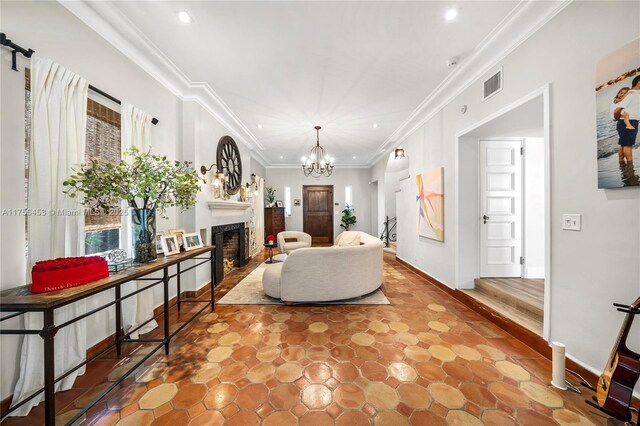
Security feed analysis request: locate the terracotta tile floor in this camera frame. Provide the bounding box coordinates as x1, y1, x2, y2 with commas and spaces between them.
4, 251, 624, 425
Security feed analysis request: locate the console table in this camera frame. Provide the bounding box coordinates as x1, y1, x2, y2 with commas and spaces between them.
0, 246, 215, 425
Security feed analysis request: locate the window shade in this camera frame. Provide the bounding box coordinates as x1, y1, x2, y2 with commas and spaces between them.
84, 99, 122, 231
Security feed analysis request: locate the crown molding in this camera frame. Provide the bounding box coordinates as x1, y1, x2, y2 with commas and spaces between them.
59, 0, 265, 155
366, 0, 572, 167
59, 0, 570, 170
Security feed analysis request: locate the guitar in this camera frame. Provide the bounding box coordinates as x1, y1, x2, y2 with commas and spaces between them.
595, 296, 640, 421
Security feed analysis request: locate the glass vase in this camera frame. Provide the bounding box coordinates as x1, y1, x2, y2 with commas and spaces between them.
131, 208, 157, 264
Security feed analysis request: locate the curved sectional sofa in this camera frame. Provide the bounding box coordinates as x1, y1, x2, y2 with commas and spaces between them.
262, 231, 383, 303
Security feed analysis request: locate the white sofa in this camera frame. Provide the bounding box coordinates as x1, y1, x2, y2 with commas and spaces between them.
277, 231, 312, 254
263, 231, 383, 303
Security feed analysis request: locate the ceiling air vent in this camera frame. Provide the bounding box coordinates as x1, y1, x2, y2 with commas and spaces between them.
483, 68, 503, 101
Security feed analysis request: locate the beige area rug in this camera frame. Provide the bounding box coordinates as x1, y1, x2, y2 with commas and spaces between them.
218, 263, 390, 305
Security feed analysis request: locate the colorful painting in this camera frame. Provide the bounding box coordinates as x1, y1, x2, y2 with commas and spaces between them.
596, 38, 640, 188
416, 167, 444, 241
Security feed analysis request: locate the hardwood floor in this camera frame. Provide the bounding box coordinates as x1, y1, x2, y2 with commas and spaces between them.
464, 277, 544, 336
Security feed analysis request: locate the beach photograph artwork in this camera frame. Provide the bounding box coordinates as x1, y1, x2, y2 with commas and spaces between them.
416, 167, 444, 241
595, 38, 640, 188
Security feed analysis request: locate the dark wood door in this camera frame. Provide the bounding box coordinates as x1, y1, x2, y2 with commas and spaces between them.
303, 185, 334, 244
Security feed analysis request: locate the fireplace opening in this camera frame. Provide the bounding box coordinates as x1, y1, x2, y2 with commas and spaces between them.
222, 231, 240, 275
211, 222, 248, 284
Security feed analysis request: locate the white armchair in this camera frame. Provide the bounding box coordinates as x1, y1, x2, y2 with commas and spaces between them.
277, 231, 312, 254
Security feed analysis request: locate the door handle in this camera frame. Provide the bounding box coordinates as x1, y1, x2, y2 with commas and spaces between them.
483, 215, 490, 224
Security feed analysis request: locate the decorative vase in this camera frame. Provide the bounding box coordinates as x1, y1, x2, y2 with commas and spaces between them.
132, 208, 157, 263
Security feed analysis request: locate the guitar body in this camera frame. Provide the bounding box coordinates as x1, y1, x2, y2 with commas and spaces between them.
593, 296, 640, 422
596, 352, 640, 421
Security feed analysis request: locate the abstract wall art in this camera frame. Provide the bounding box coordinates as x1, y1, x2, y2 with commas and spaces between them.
416, 167, 444, 241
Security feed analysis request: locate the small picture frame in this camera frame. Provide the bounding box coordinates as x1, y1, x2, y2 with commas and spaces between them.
183, 232, 204, 251
161, 235, 180, 256
169, 228, 186, 247
275, 200, 284, 208
155, 231, 165, 254
294, 199, 301, 206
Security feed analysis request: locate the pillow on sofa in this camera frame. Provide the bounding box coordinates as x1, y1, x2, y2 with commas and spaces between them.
284, 238, 298, 243
338, 231, 360, 246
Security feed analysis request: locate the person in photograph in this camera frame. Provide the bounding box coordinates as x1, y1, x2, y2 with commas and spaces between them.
166, 238, 176, 253
614, 75, 640, 163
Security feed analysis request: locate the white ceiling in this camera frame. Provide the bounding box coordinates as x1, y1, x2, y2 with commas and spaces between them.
107, 1, 521, 166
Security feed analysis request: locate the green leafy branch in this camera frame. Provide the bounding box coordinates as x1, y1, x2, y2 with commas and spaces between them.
63, 146, 203, 217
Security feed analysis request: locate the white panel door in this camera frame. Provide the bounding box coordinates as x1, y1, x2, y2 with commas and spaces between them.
480, 139, 523, 277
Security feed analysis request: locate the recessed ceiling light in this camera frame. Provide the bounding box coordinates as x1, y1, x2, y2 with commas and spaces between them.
177, 11, 193, 23
279, 155, 283, 159
257, 124, 263, 129
445, 8, 458, 21
373, 123, 379, 129
352, 156, 357, 159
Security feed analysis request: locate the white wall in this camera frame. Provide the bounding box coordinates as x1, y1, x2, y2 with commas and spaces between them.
0, 1, 262, 401
524, 137, 545, 279
372, 1, 640, 376
264, 167, 372, 239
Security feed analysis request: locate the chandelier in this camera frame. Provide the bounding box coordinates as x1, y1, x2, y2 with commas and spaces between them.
301, 126, 335, 177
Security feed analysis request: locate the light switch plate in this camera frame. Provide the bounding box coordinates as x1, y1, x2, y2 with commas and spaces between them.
562, 214, 581, 231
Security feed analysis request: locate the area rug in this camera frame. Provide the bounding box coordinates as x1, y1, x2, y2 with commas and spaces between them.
218, 263, 390, 305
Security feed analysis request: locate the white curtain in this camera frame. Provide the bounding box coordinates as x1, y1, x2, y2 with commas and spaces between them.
253, 176, 265, 252
120, 104, 157, 338
12, 55, 89, 416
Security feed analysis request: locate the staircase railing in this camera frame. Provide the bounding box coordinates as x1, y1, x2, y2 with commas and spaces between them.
380, 216, 397, 248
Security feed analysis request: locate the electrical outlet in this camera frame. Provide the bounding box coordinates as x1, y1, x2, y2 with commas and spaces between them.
562, 214, 581, 231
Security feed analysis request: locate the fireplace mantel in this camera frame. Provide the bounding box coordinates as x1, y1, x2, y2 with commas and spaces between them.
207, 200, 252, 216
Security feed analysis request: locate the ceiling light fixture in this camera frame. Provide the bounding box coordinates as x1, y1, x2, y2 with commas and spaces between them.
279, 155, 283, 159
177, 11, 193, 23
352, 156, 357, 159
445, 8, 458, 21
301, 126, 334, 177
257, 124, 263, 129
373, 123, 379, 129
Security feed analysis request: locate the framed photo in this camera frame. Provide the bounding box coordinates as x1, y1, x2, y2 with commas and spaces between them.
161, 235, 180, 256
169, 228, 186, 246
155, 231, 165, 254
294, 199, 301, 206
183, 233, 204, 251
275, 200, 284, 208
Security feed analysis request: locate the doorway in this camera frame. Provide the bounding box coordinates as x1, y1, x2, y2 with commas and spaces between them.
456, 87, 550, 338
303, 185, 334, 244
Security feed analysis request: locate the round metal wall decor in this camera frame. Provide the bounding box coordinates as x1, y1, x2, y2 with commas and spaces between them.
216, 136, 242, 195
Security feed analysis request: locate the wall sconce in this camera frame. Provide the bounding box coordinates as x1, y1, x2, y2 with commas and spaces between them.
201, 164, 223, 185
394, 146, 405, 159
246, 173, 259, 195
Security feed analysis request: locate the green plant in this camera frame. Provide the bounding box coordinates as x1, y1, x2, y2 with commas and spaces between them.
265, 186, 276, 205
63, 146, 202, 217
340, 204, 357, 230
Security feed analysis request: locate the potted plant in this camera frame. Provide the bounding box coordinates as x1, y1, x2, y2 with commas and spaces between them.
265, 186, 276, 207
340, 204, 357, 231
63, 147, 202, 263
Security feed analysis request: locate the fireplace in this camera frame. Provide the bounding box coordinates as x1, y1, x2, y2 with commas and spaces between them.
211, 222, 248, 283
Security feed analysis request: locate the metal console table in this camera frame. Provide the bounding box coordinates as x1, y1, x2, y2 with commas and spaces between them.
0, 245, 216, 425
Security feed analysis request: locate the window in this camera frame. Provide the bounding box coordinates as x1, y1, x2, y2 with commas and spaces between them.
83, 98, 122, 254
284, 186, 291, 216
345, 185, 352, 207
25, 69, 122, 256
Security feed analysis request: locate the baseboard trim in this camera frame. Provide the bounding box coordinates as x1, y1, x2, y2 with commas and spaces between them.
393, 256, 600, 388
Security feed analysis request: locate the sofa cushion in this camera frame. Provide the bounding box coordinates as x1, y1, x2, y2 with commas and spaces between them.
338, 231, 361, 246
284, 241, 310, 251
263, 263, 283, 299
